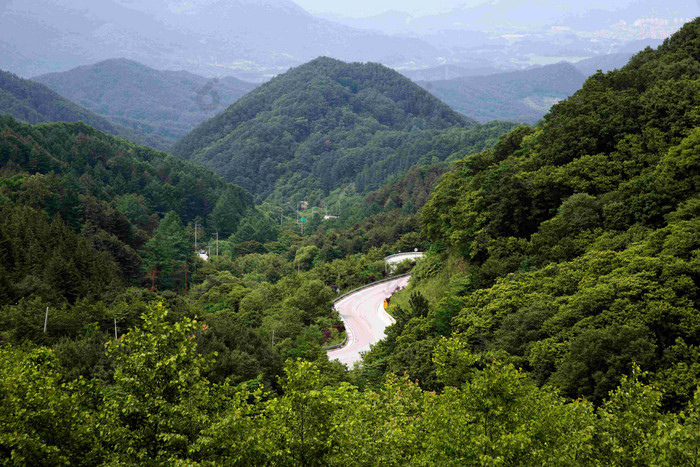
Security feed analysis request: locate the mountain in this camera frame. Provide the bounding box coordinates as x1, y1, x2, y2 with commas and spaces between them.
402, 53, 634, 84
0, 0, 441, 81
388, 1, 692, 76
33, 59, 257, 147
173, 57, 493, 203
420, 62, 587, 123
0, 68, 169, 149
368, 17, 700, 409
400, 64, 505, 82
2, 0, 688, 84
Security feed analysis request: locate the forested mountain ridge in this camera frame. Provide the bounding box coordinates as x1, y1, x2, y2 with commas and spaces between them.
0, 113, 356, 410
0, 69, 169, 150
0, 115, 262, 303
420, 62, 587, 124
364, 17, 700, 410
173, 57, 493, 203
34, 59, 257, 148
2, 21, 700, 466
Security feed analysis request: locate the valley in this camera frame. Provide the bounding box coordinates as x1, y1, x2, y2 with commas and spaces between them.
0, 2, 699, 465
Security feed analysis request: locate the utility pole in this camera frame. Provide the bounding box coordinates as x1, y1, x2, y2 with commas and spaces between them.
216, 231, 219, 257
43, 307, 49, 333
114, 318, 118, 340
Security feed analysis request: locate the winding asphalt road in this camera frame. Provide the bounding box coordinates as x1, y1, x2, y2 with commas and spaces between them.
327, 275, 411, 366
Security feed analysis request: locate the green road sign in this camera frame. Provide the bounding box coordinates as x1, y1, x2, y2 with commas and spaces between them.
301, 218, 306, 222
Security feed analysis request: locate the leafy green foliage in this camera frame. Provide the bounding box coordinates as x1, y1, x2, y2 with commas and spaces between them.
2, 320, 699, 465
101, 304, 212, 463
0, 347, 101, 465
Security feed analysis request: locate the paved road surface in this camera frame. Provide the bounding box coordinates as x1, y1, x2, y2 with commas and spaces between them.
327, 275, 410, 366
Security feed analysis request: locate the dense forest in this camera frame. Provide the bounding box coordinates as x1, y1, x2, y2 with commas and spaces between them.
1, 17, 700, 466
34, 59, 257, 147
173, 57, 516, 204
0, 69, 169, 150
362, 18, 700, 412
0, 115, 271, 297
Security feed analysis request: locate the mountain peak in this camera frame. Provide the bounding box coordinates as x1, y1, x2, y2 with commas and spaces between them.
173, 57, 474, 200
33, 59, 257, 146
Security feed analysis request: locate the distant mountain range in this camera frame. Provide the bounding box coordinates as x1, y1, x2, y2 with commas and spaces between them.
419, 63, 587, 124
325, 0, 694, 75
0, 0, 441, 81
409, 53, 638, 124
402, 53, 633, 82
324, 0, 694, 38
0, 0, 693, 82
0, 69, 168, 149
34, 59, 257, 147
1, 49, 639, 152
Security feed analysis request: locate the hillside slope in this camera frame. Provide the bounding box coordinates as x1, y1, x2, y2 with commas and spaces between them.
420, 62, 587, 123
0, 115, 261, 300
174, 57, 481, 202
365, 17, 700, 409
0, 69, 168, 149
34, 59, 257, 146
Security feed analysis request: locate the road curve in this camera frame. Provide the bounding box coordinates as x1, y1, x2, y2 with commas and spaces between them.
327, 275, 410, 366
385, 252, 425, 273
384, 252, 424, 265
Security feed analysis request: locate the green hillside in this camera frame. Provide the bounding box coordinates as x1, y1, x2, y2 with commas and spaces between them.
2, 17, 700, 467
0, 115, 260, 301
173, 57, 494, 202
365, 18, 700, 410
0, 69, 169, 149
34, 59, 257, 147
